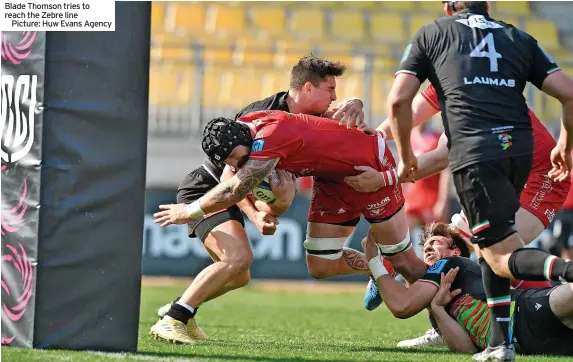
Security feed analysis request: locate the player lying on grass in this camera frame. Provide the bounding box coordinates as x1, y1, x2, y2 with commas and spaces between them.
346, 84, 571, 319
155, 110, 429, 301
365, 222, 573, 356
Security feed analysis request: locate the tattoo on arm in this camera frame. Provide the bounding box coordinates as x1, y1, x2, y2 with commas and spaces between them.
207, 158, 279, 206
342, 249, 369, 271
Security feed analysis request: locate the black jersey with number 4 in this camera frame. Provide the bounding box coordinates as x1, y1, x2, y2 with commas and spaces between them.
398, 9, 560, 172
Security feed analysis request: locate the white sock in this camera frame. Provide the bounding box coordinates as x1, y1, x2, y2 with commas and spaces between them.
176, 301, 195, 315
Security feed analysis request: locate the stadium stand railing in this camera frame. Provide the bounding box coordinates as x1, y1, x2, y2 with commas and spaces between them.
148, 1, 570, 138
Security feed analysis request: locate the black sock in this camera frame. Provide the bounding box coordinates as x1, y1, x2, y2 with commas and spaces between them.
509, 248, 573, 282
428, 310, 441, 336
166, 303, 196, 324
479, 258, 511, 347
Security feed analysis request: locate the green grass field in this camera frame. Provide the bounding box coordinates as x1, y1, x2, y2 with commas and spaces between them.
2, 281, 571, 362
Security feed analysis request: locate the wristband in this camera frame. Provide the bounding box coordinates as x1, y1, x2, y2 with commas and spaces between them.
186, 200, 206, 219
368, 256, 390, 279
381, 169, 399, 186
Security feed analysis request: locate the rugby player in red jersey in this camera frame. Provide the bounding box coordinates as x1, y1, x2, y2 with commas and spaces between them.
155, 110, 430, 291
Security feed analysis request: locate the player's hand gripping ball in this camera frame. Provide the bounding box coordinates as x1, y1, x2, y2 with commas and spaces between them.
252, 170, 279, 203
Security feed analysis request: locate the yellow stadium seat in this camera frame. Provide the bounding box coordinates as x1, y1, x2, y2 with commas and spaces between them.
200, 37, 238, 65
290, 8, 326, 40
330, 11, 366, 42
317, 43, 367, 71
149, 65, 195, 107
205, 4, 246, 36
409, 15, 436, 39
381, 1, 414, 12
335, 72, 364, 104
561, 67, 573, 78
150, 45, 193, 62
169, 3, 206, 35
493, 1, 530, 17
259, 69, 290, 96
371, 13, 405, 44
230, 68, 265, 109
543, 95, 561, 121
323, 1, 379, 10
416, 1, 444, 15
525, 19, 560, 51
201, 65, 223, 108
250, 6, 286, 37
372, 57, 398, 73
275, 40, 315, 67
370, 73, 396, 118
151, 2, 166, 33
235, 39, 275, 65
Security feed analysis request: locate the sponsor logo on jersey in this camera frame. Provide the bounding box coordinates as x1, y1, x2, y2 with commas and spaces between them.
456, 15, 504, 30
427, 259, 448, 275
366, 197, 390, 210
464, 76, 515, 87
252, 139, 265, 152
545, 209, 556, 223
497, 133, 512, 150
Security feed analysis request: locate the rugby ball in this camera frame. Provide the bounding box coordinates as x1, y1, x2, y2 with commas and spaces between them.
252, 172, 277, 203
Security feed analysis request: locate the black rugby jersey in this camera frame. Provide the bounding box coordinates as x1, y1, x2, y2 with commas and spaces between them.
398, 9, 560, 171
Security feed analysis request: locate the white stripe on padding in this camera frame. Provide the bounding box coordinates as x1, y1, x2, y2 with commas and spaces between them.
303, 236, 347, 251
377, 230, 411, 255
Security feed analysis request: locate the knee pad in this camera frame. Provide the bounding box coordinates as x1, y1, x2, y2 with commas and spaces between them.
303, 236, 347, 260
377, 230, 411, 257
471, 222, 516, 249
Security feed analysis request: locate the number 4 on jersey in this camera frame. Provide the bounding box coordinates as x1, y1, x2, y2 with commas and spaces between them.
470, 33, 502, 72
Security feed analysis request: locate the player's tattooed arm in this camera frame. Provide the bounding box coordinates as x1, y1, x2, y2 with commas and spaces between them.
199, 158, 280, 213
342, 249, 370, 271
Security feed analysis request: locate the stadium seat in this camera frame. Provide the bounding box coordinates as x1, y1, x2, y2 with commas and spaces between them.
151, 2, 166, 34
150, 44, 193, 62
543, 95, 562, 122
524, 19, 561, 51
493, 1, 530, 17
409, 15, 436, 39
236, 40, 275, 66
335, 72, 364, 104
274, 40, 315, 67
199, 37, 238, 65
553, 49, 573, 66
370, 73, 395, 117
370, 13, 405, 44
561, 67, 573, 78
290, 8, 326, 40
168, 2, 206, 35
315, 43, 365, 71
206, 4, 246, 37
372, 57, 398, 73
330, 11, 366, 42
381, 2, 414, 12
250, 6, 286, 37
323, 1, 379, 10
416, 1, 444, 15
259, 68, 290, 96
149, 65, 195, 107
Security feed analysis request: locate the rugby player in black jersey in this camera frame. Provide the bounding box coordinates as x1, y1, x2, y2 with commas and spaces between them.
383, 1, 573, 359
